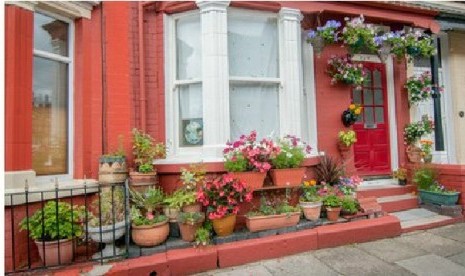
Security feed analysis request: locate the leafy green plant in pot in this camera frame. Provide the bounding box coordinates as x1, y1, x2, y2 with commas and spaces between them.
19, 201, 86, 266
130, 188, 169, 247
99, 134, 128, 184
87, 187, 126, 258
300, 180, 323, 221
270, 135, 312, 187
323, 195, 342, 222
413, 166, 460, 206
177, 212, 205, 242
179, 163, 205, 212
341, 196, 359, 216
130, 128, 166, 191
163, 189, 197, 222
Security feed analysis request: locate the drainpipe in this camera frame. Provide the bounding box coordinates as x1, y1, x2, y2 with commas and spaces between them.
138, 2, 147, 131
430, 35, 445, 151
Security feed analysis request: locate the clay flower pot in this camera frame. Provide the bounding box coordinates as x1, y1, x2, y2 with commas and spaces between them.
178, 219, 204, 242
182, 203, 202, 213
337, 142, 352, 160
129, 171, 157, 192
212, 214, 236, 237
245, 212, 301, 232
270, 168, 306, 187
98, 156, 128, 184
406, 146, 422, 163
326, 207, 342, 222
35, 238, 74, 266
300, 201, 322, 221
229, 171, 266, 191
131, 219, 169, 247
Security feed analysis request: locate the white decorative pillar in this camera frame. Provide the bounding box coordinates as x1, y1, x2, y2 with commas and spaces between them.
196, 1, 230, 158
278, 7, 304, 136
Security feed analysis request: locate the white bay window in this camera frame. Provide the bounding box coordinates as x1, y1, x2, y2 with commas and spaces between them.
164, 2, 316, 162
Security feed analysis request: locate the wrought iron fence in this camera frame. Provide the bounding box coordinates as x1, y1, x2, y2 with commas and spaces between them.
5, 180, 131, 274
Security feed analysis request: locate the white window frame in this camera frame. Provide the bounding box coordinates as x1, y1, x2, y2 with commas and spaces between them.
162, 5, 319, 163
33, 9, 74, 184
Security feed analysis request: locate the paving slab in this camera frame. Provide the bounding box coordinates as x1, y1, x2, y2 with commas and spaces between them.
396, 254, 465, 276
427, 223, 465, 243
261, 252, 340, 276
312, 246, 414, 276
356, 238, 428, 263
391, 208, 437, 222
202, 264, 273, 276
447, 252, 465, 267
394, 232, 465, 257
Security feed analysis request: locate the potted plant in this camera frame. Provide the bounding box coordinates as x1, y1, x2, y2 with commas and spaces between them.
270, 135, 312, 187
341, 196, 360, 216
163, 189, 197, 222
300, 180, 322, 221
129, 187, 169, 247
307, 19, 341, 56
87, 187, 126, 258
338, 130, 357, 159
314, 155, 345, 186
341, 104, 363, 127
323, 195, 343, 222
130, 128, 166, 191
197, 174, 252, 237
393, 168, 408, 186
224, 130, 279, 190
99, 135, 128, 184
195, 226, 211, 247
179, 163, 206, 212
19, 201, 86, 266
338, 175, 362, 198
341, 15, 377, 54
405, 71, 438, 106
404, 116, 434, 163
403, 31, 436, 60
177, 212, 205, 242
245, 195, 301, 232
327, 55, 367, 90
413, 166, 460, 206
420, 139, 434, 163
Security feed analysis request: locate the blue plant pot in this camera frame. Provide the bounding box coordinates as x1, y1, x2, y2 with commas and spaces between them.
418, 189, 460, 206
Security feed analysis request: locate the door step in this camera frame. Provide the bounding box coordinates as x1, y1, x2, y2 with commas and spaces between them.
357, 185, 416, 198
391, 208, 464, 233
377, 194, 418, 213
361, 175, 392, 181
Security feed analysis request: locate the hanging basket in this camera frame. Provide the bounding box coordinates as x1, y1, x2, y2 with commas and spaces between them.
341, 109, 357, 127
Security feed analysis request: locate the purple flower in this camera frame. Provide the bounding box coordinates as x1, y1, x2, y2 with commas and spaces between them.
308, 30, 317, 39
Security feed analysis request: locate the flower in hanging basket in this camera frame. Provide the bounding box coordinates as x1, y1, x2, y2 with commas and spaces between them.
341, 15, 377, 54
307, 20, 342, 44
405, 71, 443, 106
327, 55, 367, 89
338, 130, 357, 147
404, 30, 436, 60
403, 116, 434, 146
341, 103, 363, 126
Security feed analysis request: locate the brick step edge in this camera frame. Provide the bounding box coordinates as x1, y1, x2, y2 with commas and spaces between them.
379, 197, 418, 213
402, 216, 464, 233
357, 185, 416, 199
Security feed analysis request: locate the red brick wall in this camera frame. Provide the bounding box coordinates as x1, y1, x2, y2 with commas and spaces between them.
5, 5, 33, 171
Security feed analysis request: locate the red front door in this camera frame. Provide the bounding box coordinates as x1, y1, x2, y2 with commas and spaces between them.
353, 62, 391, 175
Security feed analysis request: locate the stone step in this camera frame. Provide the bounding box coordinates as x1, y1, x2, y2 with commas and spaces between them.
359, 178, 398, 188
377, 194, 418, 213
390, 208, 464, 233
357, 185, 416, 199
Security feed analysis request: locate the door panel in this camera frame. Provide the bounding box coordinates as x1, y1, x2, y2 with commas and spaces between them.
353, 63, 391, 175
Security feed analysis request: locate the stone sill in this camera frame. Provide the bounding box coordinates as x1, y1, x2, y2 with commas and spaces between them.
5, 179, 99, 206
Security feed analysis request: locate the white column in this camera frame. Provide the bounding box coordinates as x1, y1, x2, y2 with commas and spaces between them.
278, 7, 304, 137
196, 1, 230, 158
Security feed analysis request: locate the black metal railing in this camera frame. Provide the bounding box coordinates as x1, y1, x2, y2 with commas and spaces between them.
5, 180, 130, 274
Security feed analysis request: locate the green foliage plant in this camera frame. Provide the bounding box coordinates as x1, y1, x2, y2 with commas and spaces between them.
19, 201, 86, 241
341, 197, 359, 214
195, 226, 211, 247
323, 195, 342, 208
338, 130, 357, 147
413, 166, 437, 190
271, 135, 311, 169
163, 189, 196, 209
130, 187, 165, 213
130, 206, 167, 226
247, 195, 300, 217
132, 128, 166, 173
404, 116, 434, 146
177, 212, 205, 225
89, 187, 125, 227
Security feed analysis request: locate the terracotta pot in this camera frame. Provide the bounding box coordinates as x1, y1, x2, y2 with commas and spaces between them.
178, 220, 204, 242
131, 219, 169, 247
337, 142, 352, 159
182, 203, 202, 213
163, 207, 180, 222
270, 168, 306, 187
212, 214, 236, 237
326, 207, 342, 222
129, 171, 157, 192
35, 238, 74, 266
229, 172, 266, 191
406, 146, 422, 163
423, 154, 433, 163
245, 212, 301, 232
300, 201, 322, 221
98, 156, 128, 184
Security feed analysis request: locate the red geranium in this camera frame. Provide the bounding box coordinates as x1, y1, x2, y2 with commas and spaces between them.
197, 174, 253, 220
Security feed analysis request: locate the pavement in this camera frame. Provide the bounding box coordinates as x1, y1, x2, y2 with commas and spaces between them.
196, 223, 465, 276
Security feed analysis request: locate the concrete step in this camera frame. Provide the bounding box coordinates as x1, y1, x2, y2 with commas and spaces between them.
391, 208, 464, 233
357, 185, 416, 199
377, 194, 418, 213
359, 178, 398, 188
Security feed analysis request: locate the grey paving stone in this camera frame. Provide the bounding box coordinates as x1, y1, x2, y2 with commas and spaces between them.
277, 225, 298, 234
165, 237, 191, 250
448, 251, 465, 267
258, 229, 278, 238
212, 264, 273, 276
356, 238, 428, 263
262, 253, 340, 276
394, 232, 465, 257
312, 246, 414, 276
396, 254, 465, 276
403, 208, 438, 218
427, 223, 465, 243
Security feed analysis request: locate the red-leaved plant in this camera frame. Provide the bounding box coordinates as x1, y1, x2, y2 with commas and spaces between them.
223, 130, 280, 173
197, 174, 253, 220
